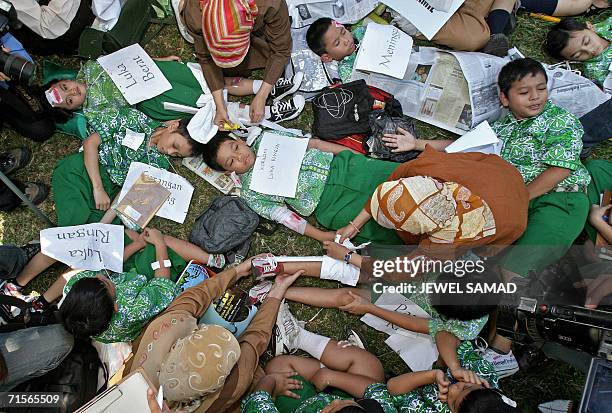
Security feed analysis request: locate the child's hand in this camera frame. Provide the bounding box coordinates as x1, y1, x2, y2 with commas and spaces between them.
589, 204, 611, 226
269, 372, 302, 399
434, 370, 450, 401
250, 94, 266, 124
142, 228, 165, 245
336, 224, 359, 243
338, 290, 372, 315
311, 368, 333, 392
214, 106, 231, 130
322, 241, 351, 261
154, 55, 181, 62
125, 229, 147, 249
382, 127, 418, 153
93, 187, 111, 211
449, 367, 490, 388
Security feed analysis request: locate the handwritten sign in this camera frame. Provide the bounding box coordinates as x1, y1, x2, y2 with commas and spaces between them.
118, 162, 194, 224
249, 132, 309, 198
444, 121, 501, 155
355, 23, 413, 79
41, 224, 124, 273
381, 0, 465, 40
97, 44, 171, 105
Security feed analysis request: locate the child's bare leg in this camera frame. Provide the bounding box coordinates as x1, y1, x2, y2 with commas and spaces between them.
551, 0, 608, 16
162, 235, 211, 263
15, 252, 56, 287
279, 262, 323, 279
224, 77, 256, 96
284, 287, 368, 308
265, 355, 324, 381
319, 340, 384, 381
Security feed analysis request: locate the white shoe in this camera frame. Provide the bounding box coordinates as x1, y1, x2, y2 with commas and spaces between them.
476, 337, 519, 378
538, 400, 572, 413
274, 300, 302, 356
338, 329, 365, 349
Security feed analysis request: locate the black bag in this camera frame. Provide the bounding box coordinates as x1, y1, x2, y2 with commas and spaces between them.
365, 110, 420, 163
311, 80, 374, 140
9, 338, 104, 413
189, 196, 262, 257
0, 295, 59, 333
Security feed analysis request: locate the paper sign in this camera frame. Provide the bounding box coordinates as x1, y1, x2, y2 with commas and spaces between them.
97, 44, 171, 105
360, 293, 438, 371
249, 132, 309, 198
385, 333, 439, 371
41, 224, 124, 273
444, 121, 501, 155
118, 162, 194, 224
381, 0, 465, 40
355, 23, 413, 79
122, 129, 146, 151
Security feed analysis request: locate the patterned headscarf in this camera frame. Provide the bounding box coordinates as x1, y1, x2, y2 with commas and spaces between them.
369, 176, 496, 244
158, 324, 241, 405
200, 0, 259, 68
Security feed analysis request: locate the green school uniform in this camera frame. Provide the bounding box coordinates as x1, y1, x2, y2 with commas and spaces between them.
492, 101, 591, 276
583, 16, 612, 86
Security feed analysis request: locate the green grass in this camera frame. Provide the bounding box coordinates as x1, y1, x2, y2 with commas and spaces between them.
1, 8, 611, 413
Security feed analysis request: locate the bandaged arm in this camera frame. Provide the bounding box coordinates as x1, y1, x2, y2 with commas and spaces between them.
270, 206, 307, 234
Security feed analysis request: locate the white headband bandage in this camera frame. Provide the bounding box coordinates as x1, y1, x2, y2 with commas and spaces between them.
45, 87, 63, 107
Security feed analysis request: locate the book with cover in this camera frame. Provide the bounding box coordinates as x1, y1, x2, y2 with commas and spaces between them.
594, 190, 612, 260
176, 260, 213, 291
114, 172, 171, 231
182, 156, 236, 194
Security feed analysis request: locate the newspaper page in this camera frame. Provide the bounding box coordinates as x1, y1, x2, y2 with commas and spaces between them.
287, 25, 339, 93
287, 0, 378, 28
449, 51, 506, 128
545, 66, 610, 118
182, 156, 236, 194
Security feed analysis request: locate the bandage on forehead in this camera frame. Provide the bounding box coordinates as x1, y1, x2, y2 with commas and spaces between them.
45, 87, 63, 107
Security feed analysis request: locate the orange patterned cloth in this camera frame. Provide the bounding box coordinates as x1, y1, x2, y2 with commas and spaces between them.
200, 0, 259, 68
369, 176, 497, 246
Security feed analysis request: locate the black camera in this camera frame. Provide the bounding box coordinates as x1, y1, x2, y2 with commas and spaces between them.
0, 0, 36, 85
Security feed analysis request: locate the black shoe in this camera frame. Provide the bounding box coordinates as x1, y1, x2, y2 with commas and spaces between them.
270, 72, 304, 102
20, 241, 41, 263
22, 182, 49, 205
0, 148, 32, 175
268, 96, 306, 122
481, 33, 510, 57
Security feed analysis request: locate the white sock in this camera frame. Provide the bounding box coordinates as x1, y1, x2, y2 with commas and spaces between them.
252, 79, 263, 94
296, 328, 331, 360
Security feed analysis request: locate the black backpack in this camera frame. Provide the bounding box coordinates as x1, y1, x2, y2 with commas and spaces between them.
189, 196, 277, 260
311, 80, 374, 140
10, 338, 104, 413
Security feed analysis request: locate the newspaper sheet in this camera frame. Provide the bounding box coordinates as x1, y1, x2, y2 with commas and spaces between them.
545, 66, 610, 118
287, 0, 378, 28
381, 0, 465, 40
286, 25, 339, 93
352, 47, 505, 135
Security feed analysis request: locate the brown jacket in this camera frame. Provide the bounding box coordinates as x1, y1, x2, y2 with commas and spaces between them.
365, 146, 529, 257
126, 267, 281, 413
181, 0, 292, 92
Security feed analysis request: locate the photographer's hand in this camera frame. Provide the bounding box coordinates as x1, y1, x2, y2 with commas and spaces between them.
0, 47, 10, 82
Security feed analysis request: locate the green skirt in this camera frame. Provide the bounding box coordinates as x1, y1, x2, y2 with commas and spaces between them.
136, 61, 205, 121
52, 152, 185, 280
314, 151, 403, 245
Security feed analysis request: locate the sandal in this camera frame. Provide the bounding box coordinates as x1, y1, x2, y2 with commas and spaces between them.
22, 182, 49, 205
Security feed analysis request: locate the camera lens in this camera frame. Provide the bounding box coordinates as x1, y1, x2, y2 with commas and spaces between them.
0, 51, 36, 85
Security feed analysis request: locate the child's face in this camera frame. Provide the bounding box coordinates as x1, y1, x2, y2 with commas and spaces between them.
150, 120, 194, 157
50, 79, 87, 110
320, 22, 356, 63
500, 72, 549, 120
561, 23, 609, 61
447, 382, 484, 412
215, 138, 256, 174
